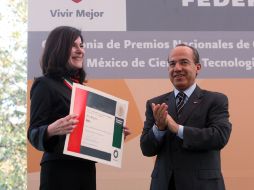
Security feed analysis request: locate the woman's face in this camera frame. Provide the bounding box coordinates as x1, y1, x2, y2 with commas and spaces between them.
68, 36, 85, 69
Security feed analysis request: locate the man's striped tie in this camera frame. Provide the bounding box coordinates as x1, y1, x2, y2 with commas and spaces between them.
176, 92, 186, 115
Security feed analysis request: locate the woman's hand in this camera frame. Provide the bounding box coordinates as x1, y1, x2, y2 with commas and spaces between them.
123, 126, 131, 140
46, 114, 79, 138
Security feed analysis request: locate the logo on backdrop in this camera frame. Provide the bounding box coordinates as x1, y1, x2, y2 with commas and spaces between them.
72, 0, 82, 3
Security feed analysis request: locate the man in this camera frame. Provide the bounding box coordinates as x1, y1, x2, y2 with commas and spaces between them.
140, 44, 232, 190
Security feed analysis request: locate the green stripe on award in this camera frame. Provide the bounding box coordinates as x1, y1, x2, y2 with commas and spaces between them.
112, 117, 123, 148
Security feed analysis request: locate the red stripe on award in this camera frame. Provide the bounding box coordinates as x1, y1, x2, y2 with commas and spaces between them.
67, 88, 88, 153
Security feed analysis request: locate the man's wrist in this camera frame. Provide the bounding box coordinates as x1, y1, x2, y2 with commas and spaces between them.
155, 122, 167, 131
177, 125, 184, 139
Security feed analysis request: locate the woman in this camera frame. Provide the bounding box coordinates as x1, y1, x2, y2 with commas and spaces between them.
28, 26, 130, 190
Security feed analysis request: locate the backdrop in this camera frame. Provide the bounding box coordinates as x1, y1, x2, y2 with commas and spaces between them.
27, 0, 254, 189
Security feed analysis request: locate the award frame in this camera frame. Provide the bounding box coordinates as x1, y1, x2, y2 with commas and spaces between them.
64, 83, 128, 168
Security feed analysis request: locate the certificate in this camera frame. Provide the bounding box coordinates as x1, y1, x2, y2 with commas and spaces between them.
64, 83, 128, 168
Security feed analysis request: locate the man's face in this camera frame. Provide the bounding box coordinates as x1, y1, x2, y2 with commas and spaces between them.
168, 46, 201, 91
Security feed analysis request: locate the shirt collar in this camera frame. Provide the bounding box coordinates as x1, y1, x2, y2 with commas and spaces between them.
174, 83, 197, 98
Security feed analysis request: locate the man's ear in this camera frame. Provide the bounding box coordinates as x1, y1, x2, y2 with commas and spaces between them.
196, 63, 201, 76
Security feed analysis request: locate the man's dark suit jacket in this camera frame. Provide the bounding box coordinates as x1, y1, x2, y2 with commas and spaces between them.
140, 86, 232, 190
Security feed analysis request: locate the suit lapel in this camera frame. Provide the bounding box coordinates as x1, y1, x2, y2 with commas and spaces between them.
51, 79, 72, 102
178, 86, 204, 124
165, 92, 178, 121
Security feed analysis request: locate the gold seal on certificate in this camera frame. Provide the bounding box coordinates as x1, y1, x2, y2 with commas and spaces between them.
116, 103, 126, 118
63, 83, 128, 168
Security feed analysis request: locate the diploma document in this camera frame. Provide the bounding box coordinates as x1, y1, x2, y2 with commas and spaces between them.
64, 83, 128, 168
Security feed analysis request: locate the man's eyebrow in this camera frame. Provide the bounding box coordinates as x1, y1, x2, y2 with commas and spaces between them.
179, 58, 189, 61
169, 58, 189, 62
